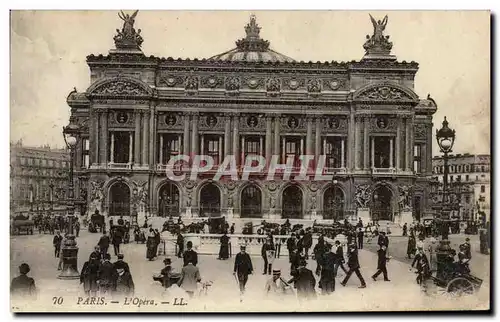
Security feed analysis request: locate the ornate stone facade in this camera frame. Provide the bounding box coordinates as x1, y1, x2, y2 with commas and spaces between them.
66, 12, 436, 222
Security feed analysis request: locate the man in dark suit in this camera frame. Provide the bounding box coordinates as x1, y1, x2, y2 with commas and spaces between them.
378, 231, 389, 249
112, 228, 123, 256
98, 232, 111, 257
302, 229, 313, 259
372, 245, 390, 281
53, 230, 63, 258
261, 238, 275, 275
233, 245, 253, 299
340, 243, 366, 288
288, 259, 316, 301
178, 259, 202, 298
333, 240, 348, 277
286, 233, 297, 263
319, 243, 336, 294
11, 263, 36, 298
113, 254, 131, 274
183, 241, 198, 266
357, 226, 365, 250
177, 232, 184, 258
98, 253, 118, 295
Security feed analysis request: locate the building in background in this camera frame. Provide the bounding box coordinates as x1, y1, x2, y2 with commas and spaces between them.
10, 141, 70, 213
432, 153, 490, 223
65, 13, 437, 225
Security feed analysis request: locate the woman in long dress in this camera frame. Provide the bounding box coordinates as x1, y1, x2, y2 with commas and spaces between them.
406, 234, 417, 259
427, 237, 439, 277
218, 232, 230, 260
146, 229, 156, 261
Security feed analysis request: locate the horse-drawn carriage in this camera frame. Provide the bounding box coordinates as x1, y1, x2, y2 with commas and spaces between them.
430, 264, 483, 297
12, 218, 35, 235
89, 213, 105, 233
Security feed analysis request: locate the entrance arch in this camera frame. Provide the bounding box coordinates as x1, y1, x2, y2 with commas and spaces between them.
372, 185, 393, 221
323, 185, 345, 220
282, 185, 303, 219
109, 181, 130, 217
240, 184, 262, 218
158, 182, 180, 217
199, 183, 221, 217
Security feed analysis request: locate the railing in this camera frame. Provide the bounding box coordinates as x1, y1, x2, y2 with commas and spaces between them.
372, 167, 396, 175
108, 162, 132, 170
324, 167, 347, 174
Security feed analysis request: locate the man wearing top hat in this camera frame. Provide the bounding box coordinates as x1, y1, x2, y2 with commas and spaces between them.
233, 245, 253, 298
113, 254, 131, 274
11, 263, 37, 298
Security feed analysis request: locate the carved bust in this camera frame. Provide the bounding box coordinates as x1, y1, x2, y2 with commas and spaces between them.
377, 116, 388, 129
328, 117, 340, 129
247, 116, 258, 128
165, 114, 177, 126
117, 112, 129, 124
206, 115, 218, 127
288, 117, 299, 129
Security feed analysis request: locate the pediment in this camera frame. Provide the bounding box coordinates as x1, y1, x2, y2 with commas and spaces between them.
87, 77, 152, 97
353, 82, 419, 102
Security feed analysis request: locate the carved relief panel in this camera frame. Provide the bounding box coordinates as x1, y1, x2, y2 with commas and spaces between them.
414, 123, 428, 140
322, 116, 348, 132
200, 75, 225, 89
108, 110, 135, 128
239, 114, 265, 132
158, 74, 185, 88
242, 76, 265, 90
369, 115, 397, 132
280, 115, 306, 132
322, 78, 348, 91
199, 114, 225, 131
282, 77, 306, 91
157, 112, 184, 130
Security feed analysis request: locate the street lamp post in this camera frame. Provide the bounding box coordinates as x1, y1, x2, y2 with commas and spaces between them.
58, 124, 80, 280
29, 184, 34, 212
435, 116, 456, 277
49, 182, 54, 213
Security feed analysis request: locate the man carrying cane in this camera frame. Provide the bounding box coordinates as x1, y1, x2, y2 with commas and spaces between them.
233, 245, 253, 302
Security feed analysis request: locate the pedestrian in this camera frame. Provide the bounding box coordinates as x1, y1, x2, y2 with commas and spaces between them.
53, 230, 63, 258
90, 246, 102, 261
333, 240, 348, 277
98, 232, 110, 257
118, 216, 125, 226
264, 269, 288, 297
11, 263, 36, 299
178, 259, 201, 298
113, 254, 131, 274
261, 238, 275, 275
410, 247, 431, 292
177, 231, 184, 258
357, 226, 364, 249
427, 237, 438, 277
112, 228, 122, 256
234, 245, 253, 301
183, 241, 198, 266
407, 234, 417, 259
286, 233, 297, 262
402, 223, 408, 237
463, 237, 472, 260
289, 247, 301, 275
159, 258, 173, 289
340, 243, 366, 288
154, 229, 161, 257
319, 243, 336, 295
74, 220, 80, 237
230, 223, 235, 235
98, 253, 118, 295
80, 253, 100, 297
218, 232, 230, 260
313, 235, 327, 276
57, 234, 68, 270
371, 245, 390, 282
146, 229, 156, 261
114, 267, 134, 297
288, 259, 316, 301
303, 228, 313, 259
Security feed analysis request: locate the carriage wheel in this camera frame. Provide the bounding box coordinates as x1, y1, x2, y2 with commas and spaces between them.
446, 277, 475, 296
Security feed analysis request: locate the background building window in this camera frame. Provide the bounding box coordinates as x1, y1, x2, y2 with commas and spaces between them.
413, 145, 422, 173
481, 185, 485, 193
466, 175, 469, 181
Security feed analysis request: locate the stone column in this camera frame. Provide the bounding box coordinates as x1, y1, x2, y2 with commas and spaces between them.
134, 112, 141, 164
232, 114, 239, 164
396, 118, 401, 170
347, 113, 354, 170
354, 117, 359, 169
191, 113, 199, 155
224, 116, 231, 157
427, 123, 433, 175
405, 117, 411, 171
341, 138, 345, 168
142, 111, 149, 165
110, 132, 115, 163
315, 117, 321, 162
218, 136, 223, 164
282, 137, 286, 162
241, 136, 246, 164
159, 134, 164, 164
371, 138, 375, 168
90, 110, 98, 165
200, 134, 205, 155
300, 137, 304, 155
97, 111, 105, 165
183, 114, 190, 156
259, 136, 264, 156
128, 132, 133, 164
265, 116, 272, 161
409, 116, 414, 171
101, 111, 108, 165
363, 117, 370, 169
149, 110, 156, 168
274, 117, 280, 156
389, 137, 394, 168
306, 117, 313, 155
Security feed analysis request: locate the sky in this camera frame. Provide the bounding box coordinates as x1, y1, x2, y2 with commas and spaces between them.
9, 10, 490, 155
